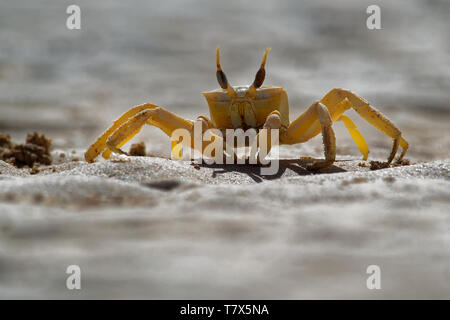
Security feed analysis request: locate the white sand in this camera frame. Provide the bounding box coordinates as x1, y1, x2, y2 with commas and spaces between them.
0, 157, 449, 299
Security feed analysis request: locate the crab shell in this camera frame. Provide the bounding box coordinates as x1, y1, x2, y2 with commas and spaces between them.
202, 85, 290, 129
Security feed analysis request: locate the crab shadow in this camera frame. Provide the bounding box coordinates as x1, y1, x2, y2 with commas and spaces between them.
192, 158, 346, 183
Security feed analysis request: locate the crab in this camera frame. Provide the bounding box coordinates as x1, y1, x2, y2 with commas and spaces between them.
85, 48, 408, 170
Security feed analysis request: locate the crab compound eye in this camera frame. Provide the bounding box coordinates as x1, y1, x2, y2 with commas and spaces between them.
253, 68, 265, 88
252, 47, 271, 89
216, 47, 230, 89
216, 69, 229, 90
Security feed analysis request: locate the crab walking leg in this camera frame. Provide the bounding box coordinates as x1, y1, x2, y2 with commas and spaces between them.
321, 88, 409, 162
104, 106, 194, 158
338, 115, 369, 160
285, 101, 336, 170
398, 137, 409, 160
309, 102, 336, 170
104, 108, 226, 161
102, 127, 139, 159
85, 103, 157, 162
171, 115, 225, 160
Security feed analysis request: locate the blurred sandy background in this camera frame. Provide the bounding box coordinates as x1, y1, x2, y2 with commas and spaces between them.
0, 0, 449, 299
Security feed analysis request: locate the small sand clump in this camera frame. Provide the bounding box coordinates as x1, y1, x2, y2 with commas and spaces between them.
369, 161, 390, 170
0, 132, 52, 168
0, 133, 13, 148
394, 159, 411, 166
370, 158, 411, 170
129, 142, 146, 156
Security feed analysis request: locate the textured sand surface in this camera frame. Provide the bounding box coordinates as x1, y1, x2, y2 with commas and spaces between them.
0, 0, 450, 299
0, 157, 449, 299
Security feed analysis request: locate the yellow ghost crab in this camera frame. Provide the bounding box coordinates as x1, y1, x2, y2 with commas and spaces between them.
85, 48, 408, 170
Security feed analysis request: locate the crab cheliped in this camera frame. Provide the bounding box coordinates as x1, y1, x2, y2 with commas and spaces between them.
85, 48, 408, 170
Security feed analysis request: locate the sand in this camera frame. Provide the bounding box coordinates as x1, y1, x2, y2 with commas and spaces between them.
0, 154, 449, 299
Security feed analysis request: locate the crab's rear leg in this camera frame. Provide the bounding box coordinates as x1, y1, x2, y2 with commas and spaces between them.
321, 89, 409, 162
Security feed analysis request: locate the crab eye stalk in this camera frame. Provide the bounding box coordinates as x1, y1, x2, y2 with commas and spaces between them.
251, 47, 271, 90
216, 47, 230, 90
216, 69, 229, 89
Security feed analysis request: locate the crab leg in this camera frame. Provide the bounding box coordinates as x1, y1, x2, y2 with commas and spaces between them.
87, 104, 229, 162
171, 115, 226, 160
84, 104, 194, 162
321, 88, 409, 162
309, 102, 336, 170
285, 101, 336, 170
105, 106, 195, 157
338, 115, 369, 160
85, 104, 154, 162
